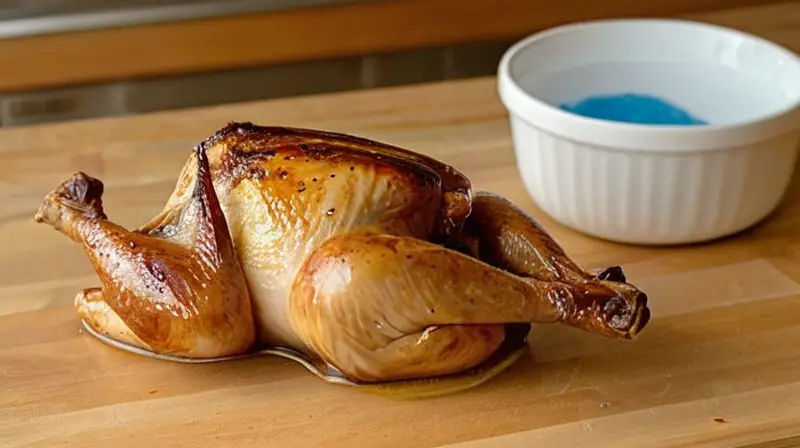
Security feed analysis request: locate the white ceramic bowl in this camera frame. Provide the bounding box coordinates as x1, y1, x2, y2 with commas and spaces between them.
498, 19, 800, 245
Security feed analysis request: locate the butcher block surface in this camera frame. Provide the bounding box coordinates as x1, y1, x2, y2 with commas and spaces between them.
2, 9, 800, 446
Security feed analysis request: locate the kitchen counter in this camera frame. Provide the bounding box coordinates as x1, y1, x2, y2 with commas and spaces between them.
0, 0, 368, 39
0, 0, 790, 94
2, 28, 800, 448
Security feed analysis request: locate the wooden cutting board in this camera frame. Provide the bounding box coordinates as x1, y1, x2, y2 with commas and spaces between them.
2, 7, 800, 446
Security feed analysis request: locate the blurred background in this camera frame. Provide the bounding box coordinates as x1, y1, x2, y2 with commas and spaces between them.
0, 0, 788, 127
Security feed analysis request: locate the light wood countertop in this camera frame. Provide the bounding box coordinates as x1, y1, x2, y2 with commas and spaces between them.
2, 8, 800, 445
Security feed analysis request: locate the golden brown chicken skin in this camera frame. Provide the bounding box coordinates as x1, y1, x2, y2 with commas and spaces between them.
34, 122, 650, 383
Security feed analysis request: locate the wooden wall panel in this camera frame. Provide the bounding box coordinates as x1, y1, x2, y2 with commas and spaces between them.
0, 0, 787, 93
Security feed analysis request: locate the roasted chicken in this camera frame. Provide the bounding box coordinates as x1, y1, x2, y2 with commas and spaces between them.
34, 123, 650, 390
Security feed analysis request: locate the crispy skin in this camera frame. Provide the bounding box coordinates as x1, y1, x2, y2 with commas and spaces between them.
34, 148, 255, 358
35, 122, 651, 383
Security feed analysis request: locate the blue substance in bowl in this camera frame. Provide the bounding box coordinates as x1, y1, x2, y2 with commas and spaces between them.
560, 93, 708, 126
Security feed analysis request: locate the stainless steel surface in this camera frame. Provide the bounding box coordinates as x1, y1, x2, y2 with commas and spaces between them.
0, 0, 374, 39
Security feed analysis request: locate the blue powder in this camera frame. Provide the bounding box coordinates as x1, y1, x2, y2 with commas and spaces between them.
560, 93, 708, 126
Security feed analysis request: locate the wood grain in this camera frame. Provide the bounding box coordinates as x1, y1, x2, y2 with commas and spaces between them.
0, 0, 792, 93
2, 3, 800, 446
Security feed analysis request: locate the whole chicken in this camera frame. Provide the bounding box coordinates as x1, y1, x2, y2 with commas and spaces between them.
34, 122, 650, 396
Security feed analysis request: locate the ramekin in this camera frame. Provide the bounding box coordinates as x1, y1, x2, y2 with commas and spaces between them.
498, 19, 800, 245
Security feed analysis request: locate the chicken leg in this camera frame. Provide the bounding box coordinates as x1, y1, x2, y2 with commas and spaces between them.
463, 191, 629, 284
289, 230, 650, 383
33, 144, 256, 359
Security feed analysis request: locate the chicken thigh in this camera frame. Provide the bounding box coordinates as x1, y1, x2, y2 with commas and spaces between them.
34, 122, 650, 389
